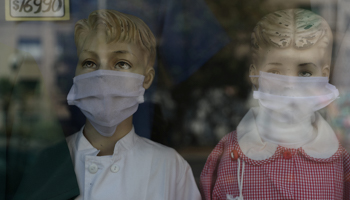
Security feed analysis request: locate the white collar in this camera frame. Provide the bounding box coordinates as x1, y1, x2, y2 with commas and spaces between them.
237, 107, 339, 160
75, 126, 138, 156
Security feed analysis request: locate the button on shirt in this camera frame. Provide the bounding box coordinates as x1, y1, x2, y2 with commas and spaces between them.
66, 127, 201, 200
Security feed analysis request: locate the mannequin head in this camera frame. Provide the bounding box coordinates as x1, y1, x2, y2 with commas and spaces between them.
70, 10, 157, 142
249, 9, 333, 88
74, 9, 156, 89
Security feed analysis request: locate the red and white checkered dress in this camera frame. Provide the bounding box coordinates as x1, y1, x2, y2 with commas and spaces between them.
200, 131, 350, 200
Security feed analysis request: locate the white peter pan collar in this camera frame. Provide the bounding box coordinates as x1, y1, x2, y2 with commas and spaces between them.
237, 107, 339, 160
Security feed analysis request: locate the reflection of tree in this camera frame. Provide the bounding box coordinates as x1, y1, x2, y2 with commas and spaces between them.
0, 45, 78, 199
158, 0, 269, 147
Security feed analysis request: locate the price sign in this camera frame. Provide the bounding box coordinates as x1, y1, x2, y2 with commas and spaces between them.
5, 0, 70, 21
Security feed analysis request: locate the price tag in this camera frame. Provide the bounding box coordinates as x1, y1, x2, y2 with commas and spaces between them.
5, 0, 70, 21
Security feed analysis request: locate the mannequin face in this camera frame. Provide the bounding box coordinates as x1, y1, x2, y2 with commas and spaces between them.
250, 42, 331, 88
76, 30, 154, 89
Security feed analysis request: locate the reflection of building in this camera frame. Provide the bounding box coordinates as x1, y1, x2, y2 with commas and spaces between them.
0, 17, 79, 198
0, 42, 64, 146
0, 22, 57, 83
0, 12, 75, 122
0, 45, 78, 198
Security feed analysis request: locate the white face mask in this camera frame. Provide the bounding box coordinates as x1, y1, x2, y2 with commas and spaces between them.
250, 71, 339, 146
67, 70, 145, 137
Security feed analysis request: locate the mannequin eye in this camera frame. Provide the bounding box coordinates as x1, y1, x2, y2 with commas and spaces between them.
82, 61, 97, 69
299, 71, 312, 77
268, 70, 280, 75
115, 62, 131, 70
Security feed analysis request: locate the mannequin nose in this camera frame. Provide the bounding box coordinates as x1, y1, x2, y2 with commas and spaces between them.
99, 63, 110, 70
284, 71, 298, 77
282, 67, 300, 77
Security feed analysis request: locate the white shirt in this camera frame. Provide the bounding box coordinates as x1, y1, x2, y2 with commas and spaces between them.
66, 127, 201, 200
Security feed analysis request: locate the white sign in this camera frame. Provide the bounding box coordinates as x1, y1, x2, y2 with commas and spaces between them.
6, 0, 70, 21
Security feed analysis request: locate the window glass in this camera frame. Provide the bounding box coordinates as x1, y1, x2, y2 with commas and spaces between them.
1, 0, 349, 199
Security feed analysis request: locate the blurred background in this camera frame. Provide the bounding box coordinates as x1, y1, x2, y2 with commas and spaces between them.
1, 0, 350, 188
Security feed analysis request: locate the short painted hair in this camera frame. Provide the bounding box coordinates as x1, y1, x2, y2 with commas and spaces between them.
251, 9, 333, 65
74, 9, 156, 67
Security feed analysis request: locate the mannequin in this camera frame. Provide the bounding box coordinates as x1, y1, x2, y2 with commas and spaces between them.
200, 9, 350, 200
66, 10, 201, 200
71, 10, 156, 156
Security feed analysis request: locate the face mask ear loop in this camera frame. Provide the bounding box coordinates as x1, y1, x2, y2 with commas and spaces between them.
252, 84, 258, 91
249, 75, 259, 91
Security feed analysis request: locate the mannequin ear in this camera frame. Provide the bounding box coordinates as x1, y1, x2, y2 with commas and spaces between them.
322, 65, 330, 78
143, 67, 155, 89
249, 64, 259, 88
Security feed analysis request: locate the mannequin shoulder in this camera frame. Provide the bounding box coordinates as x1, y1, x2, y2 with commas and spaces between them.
218, 130, 237, 145
136, 137, 177, 154
203, 131, 237, 162
135, 137, 188, 165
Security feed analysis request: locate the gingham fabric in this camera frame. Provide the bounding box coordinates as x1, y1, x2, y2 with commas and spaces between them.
200, 131, 350, 200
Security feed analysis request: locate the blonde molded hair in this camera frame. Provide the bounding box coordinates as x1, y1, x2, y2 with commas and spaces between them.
251, 9, 333, 65
75, 9, 156, 67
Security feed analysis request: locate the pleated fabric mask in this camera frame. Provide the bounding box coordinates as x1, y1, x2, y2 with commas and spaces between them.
67, 70, 145, 137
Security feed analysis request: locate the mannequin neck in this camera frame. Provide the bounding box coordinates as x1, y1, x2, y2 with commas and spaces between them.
255, 105, 317, 148
83, 116, 133, 156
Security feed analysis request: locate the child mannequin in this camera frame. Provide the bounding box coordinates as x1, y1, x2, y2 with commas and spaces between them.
200, 9, 350, 200
66, 10, 201, 200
